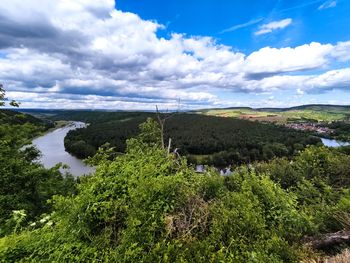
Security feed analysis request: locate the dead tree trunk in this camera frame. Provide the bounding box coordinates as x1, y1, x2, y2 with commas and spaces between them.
305, 230, 350, 250
155, 105, 177, 155
156, 105, 165, 150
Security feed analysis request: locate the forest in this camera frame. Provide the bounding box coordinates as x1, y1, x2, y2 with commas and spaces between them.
324, 121, 350, 141
1, 111, 350, 262
61, 111, 321, 167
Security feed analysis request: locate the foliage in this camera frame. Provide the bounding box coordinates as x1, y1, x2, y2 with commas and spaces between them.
0, 84, 19, 107
62, 112, 320, 166
2, 108, 350, 261
0, 109, 76, 237
0, 118, 339, 263
256, 146, 350, 190
325, 121, 350, 141
255, 146, 350, 233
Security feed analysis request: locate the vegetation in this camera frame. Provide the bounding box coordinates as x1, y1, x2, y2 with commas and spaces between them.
0, 84, 19, 108
198, 105, 350, 123
1, 118, 350, 262
325, 122, 350, 141
302, 248, 350, 263
0, 87, 75, 237
61, 112, 321, 166
0, 109, 54, 130
2, 89, 350, 262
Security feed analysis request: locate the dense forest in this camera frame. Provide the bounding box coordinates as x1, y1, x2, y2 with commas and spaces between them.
62, 112, 321, 166
2, 115, 350, 262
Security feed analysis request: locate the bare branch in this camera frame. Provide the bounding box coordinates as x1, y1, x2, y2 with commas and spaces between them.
155, 101, 181, 153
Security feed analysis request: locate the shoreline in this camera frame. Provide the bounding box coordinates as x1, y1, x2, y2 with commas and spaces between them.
31, 120, 72, 141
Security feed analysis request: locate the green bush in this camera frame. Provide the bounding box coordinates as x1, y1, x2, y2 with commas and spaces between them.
0, 118, 316, 262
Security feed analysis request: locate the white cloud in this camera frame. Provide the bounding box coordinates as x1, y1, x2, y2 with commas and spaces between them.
0, 1, 349, 109
255, 18, 292, 35
242, 68, 350, 94
244, 42, 334, 75
330, 41, 350, 61
297, 88, 304, 95
318, 1, 337, 10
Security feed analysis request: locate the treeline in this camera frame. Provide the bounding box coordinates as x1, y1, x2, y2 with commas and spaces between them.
0, 109, 53, 129
63, 112, 321, 166
326, 121, 350, 141
2, 118, 350, 262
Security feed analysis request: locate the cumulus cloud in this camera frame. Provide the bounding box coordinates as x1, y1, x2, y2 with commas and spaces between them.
330, 41, 350, 61
244, 42, 334, 78
0, 0, 349, 109
255, 18, 292, 35
242, 68, 350, 93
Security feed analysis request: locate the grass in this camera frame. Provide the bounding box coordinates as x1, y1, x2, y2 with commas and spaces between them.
281, 110, 346, 122
198, 107, 350, 123
34, 120, 70, 139
302, 249, 350, 263
54, 120, 70, 128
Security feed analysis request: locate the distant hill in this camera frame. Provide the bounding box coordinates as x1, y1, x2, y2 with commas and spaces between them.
0, 109, 53, 128
199, 104, 350, 112
257, 104, 350, 112
197, 104, 350, 123
15, 104, 350, 114
0, 109, 44, 125
14, 104, 350, 124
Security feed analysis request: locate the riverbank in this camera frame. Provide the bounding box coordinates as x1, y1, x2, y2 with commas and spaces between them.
31, 120, 71, 140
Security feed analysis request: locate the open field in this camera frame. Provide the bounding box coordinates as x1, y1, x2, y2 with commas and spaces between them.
197, 105, 350, 123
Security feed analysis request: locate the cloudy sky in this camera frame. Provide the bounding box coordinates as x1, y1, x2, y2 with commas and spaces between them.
1, 0, 350, 109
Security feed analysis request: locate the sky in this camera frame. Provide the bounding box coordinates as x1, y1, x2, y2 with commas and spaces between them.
0, 0, 350, 110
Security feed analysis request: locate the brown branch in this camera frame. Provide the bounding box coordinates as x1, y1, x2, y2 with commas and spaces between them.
305, 230, 350, 250
155, 104, 179, 152
155, 105, 165, 149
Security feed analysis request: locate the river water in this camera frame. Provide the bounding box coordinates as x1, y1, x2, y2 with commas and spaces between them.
321, 138, 350, 148
32, 122, 95, 177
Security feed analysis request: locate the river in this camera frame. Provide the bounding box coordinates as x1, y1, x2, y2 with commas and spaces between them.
31, 123, 348, 177
321, 138, 350, 148
32, 122, 95, 177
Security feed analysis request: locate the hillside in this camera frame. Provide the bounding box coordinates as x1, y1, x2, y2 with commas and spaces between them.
18, 104, 350, 123
0, 109, 51, 126
198, 104, 350, 123
2, 118, 350, 262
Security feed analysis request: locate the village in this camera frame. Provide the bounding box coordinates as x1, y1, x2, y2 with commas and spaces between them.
285, 122, 333, 134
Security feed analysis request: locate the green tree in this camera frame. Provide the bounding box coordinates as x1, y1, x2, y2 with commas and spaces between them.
0, 86, 76, 236
0, 84, 19, 107
0, 119, 313, 262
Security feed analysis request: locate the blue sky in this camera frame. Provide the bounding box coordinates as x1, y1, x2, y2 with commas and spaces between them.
0, 0, 350, 109
118, 0, 350, 52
